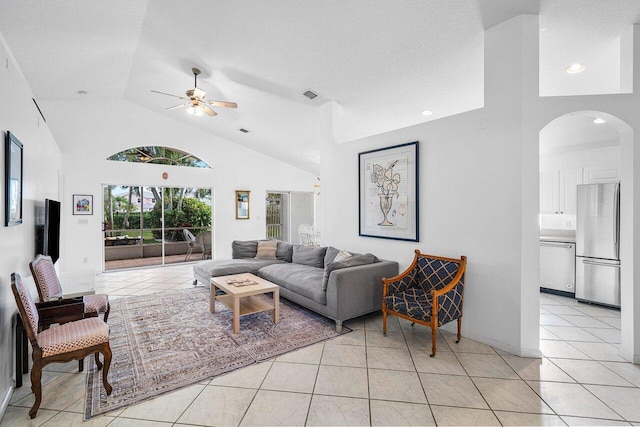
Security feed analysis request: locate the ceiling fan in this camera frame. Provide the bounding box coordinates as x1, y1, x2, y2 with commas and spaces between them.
151, 68, 237, 117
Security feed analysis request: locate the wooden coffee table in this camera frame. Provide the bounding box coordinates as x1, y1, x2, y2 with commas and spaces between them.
210, 273, 280, 334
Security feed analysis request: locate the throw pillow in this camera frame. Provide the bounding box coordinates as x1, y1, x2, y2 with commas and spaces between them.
232, 240, 258, 259
333, 250, 353, 263
255, 240, 278, 259
276, 241, 294, 262
324, 246, 341, 265
322, 253, 377, 290
292, 245, 327, 269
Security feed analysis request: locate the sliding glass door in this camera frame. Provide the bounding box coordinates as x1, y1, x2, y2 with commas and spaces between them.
103, 185, 212, 271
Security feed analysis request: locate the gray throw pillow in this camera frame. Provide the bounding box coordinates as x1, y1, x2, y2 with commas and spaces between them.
232, 240, 258, 259
324, 246, 341, 265
322, 253, 377, 291
292, 245, 327, 269
276, 241, 294, 262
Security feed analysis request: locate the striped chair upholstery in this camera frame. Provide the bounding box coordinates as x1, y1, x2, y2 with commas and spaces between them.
30, 255, 63, 301
13, 274, 40, 335
30, 254, 110, 322
84, 294, 109, 315
38, 317, 109, 357
11, 273, 113, 419
382, 250, 466, 357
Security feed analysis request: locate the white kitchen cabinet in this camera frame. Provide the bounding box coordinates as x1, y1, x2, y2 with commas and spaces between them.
540, 169, 582, 214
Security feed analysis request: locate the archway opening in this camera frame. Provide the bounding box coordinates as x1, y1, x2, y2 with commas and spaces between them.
538, 110, 633, 359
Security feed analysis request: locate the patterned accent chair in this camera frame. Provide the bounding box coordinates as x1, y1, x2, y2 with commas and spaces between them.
30, 254, 110, 322
11, 273, 113, 419
382, 250, 467, 357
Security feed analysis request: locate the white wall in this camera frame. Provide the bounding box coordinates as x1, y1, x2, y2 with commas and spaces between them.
320, 16, 539, 356
321, 16, 640, 361
541, 145, 621, 173
0, 33, 63, 413
40, 98, 317, 289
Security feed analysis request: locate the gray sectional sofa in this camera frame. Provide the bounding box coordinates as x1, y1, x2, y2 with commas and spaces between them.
193, 240, 399, 332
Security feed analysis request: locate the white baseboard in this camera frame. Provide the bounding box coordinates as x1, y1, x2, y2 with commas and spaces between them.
0, 385, 13, 423
460, 329, 543, 358
618, 348, 640, 364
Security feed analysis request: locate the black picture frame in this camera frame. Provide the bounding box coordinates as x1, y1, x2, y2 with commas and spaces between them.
358, 141, 419, 241
5, 131, 24, 226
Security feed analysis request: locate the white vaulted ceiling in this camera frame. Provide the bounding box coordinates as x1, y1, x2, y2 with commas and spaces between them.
0, 0, 639, 174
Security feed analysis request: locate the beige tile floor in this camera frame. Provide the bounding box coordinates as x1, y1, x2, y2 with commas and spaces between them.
2, 265, 639, 426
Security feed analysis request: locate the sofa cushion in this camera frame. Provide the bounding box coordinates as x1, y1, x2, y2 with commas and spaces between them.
194, 258, 284, 279
324, 246, 341, 265
292, 245, 327, 269
255, 240, 278, 259
232, 240, 258, 259
322, 253, 377, 290
258, 263, 326, 305
276, 241, 294, 262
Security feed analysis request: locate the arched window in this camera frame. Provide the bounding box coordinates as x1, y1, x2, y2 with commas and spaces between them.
107, 146, 210, 168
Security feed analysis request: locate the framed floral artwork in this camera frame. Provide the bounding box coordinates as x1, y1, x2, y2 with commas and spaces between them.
73, 194, 93, 215
358, 141, 419, 241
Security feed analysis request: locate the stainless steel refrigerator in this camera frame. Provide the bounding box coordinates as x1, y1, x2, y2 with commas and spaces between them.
575, 182, 621, 308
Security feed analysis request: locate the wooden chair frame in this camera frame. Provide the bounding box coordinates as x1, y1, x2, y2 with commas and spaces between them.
11, 273, 113, 418
382, 249, 467, 357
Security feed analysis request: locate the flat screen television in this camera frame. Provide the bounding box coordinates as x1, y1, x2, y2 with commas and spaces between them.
43, 198, 61, 263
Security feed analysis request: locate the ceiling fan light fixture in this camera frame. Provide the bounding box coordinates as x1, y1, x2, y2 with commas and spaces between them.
152, 67, 236, 117
186, 104, 203, 116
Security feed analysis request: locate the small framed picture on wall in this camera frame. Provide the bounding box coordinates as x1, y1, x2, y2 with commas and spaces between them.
73, 194, 93, 215
236, 190, 250, 219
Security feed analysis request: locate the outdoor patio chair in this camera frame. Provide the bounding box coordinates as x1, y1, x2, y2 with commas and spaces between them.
184, 228, 201, 261
30, 255, 110, 322
11, 273, 113, 419
298, 223, 320, 246
382, 250, 467, 357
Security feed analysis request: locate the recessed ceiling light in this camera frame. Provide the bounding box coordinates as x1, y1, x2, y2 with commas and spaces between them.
565, 63, 585, 74
593, 118, 606, 124
421, 110, 433, 116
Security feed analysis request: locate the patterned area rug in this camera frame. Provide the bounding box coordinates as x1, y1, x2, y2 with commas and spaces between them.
85, 287, 347, 419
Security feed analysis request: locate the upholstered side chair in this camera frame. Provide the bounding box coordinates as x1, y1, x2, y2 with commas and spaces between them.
30, 254, 110, 322
382, 250, 467, 357
11, 273, 113, 419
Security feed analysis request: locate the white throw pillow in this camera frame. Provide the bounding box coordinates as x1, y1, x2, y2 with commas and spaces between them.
333, 250, 352, 263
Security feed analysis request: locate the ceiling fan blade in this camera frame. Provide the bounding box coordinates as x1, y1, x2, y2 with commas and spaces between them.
201, 104, 217, 117
151, 90, 187, 100
207, 100, 237, 108
165, 103, 186, 111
